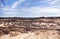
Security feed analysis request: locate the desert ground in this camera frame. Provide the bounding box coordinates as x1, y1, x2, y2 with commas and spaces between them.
0, 17, 60, 39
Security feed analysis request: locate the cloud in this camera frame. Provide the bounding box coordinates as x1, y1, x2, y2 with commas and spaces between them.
1, 8, 19, 14
1, 0, 60, 17
41, 0, 60, 4
1, 6, 60, 16
49, 0, 60, 4
11, 0, 25, 9
20, 7, 60, 13
0, 0, 4, 8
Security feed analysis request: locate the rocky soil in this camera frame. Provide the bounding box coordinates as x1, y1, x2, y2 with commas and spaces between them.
0, 17, 60, 39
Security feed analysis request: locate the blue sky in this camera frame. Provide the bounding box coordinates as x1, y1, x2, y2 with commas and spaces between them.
0, 0, 60, 17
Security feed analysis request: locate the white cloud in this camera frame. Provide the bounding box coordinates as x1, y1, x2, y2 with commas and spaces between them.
0, 1, 4, 8
40, 0, 60, 4
1, 7, 19, 15
4, 11, 18, 14
1, 7, 60, 17
21, 7, 60, 13
11, 0, 25, 9
48, 0, 60, 4
2, 6, 60, 15
1, 0, 60, 17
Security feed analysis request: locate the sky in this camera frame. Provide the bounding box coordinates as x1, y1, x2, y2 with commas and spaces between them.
0, 0, 60, 17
